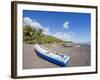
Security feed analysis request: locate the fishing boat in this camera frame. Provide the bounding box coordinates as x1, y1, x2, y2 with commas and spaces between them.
34, 44, 70, 67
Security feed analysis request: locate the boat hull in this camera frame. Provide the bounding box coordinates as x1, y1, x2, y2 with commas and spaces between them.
35, 49, 69, 67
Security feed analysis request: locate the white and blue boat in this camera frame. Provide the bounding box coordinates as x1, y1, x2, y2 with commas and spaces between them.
34, 45, 70, 67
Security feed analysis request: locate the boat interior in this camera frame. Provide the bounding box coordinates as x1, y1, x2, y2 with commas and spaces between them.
35, 45, 66, 60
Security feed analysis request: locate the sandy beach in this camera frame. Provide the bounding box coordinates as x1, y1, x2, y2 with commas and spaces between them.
23, 43, 91, 69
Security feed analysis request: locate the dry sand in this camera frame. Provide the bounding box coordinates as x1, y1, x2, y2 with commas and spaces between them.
23, 43, 90, 69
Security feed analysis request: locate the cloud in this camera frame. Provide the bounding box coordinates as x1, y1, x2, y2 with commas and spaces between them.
42, 27, 51, 35
23, 17, 53, 36
43, 27, 49, 33
23, 17, 43, 29
53, 32, 73, 41
63, 21, 70, 29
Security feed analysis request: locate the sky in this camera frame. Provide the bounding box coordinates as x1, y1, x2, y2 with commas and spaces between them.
23, 10, 91, 43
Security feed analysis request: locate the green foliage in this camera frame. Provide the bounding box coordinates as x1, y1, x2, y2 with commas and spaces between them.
23, 25, 63, 44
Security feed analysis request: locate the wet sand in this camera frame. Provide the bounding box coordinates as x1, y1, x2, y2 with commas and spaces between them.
23, 43, 90, 69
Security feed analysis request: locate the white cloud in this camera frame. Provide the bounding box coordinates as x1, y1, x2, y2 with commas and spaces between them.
42, 27, 50, 34
53, 32, 73, 41
23, 17, 51, 35
43, 31, 74, 41
63, 21, 70, 29
23, 17, 43, 29
44, 27, 49, 32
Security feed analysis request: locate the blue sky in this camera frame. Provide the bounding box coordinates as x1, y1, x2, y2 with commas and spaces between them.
23, 10, 91, 43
